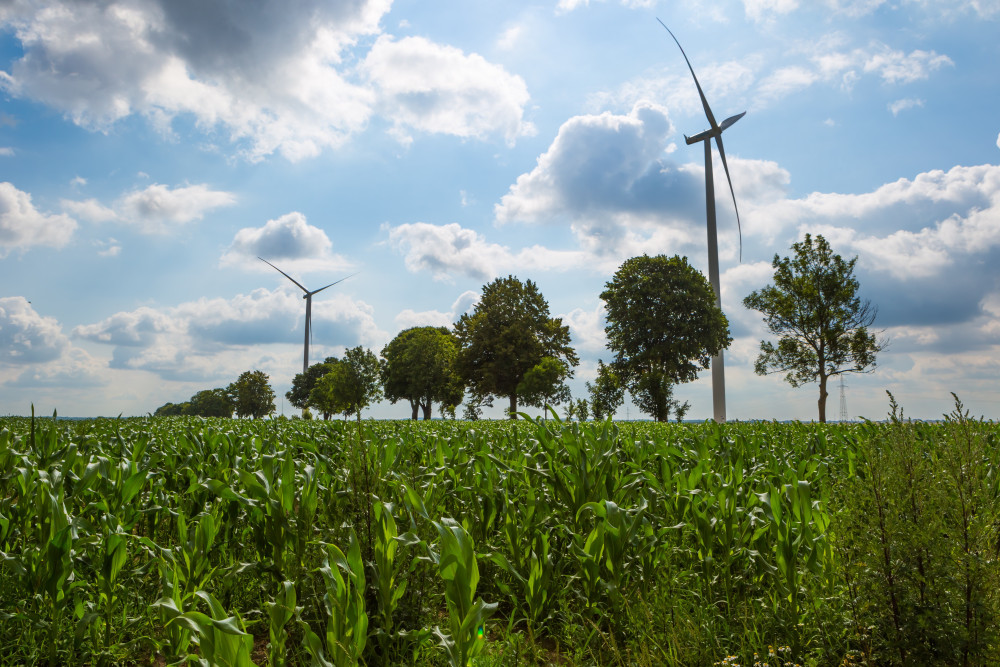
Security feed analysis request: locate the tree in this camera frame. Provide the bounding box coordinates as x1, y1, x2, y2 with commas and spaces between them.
310, 346, 383, 422
516, 356, 572, 416
228, 370, 276, 419
187, 388, 234, 417
381, 327, 463, 420
601, 255, 730, 421
587, 360, 624, 421
454, 276, 578, 419
743, 233, 886, 423
154, 401, 188, 416
286, 357, 338, 414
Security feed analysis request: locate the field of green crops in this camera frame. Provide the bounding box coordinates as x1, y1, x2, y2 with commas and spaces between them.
1, 400, 998, 666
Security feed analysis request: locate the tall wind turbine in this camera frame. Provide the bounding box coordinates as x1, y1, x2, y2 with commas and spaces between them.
659, 19, 745, 424
258, 257, 353, 376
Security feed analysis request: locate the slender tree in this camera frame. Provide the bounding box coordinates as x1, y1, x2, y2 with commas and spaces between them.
286, 357, 338, 415
454, 276, 578, 419
587, 360, 625, 421
311, 346, 384, 422
601, 255, 730, 421
743, 233, 886, 422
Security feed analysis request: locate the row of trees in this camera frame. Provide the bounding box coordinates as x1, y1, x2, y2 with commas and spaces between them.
155, 234, 883, 423
154, 370, 276, 419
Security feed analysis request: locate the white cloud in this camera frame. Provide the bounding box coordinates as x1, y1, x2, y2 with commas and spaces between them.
744, 0, 800, 23
497, 25, 522, 51
556, 0, 655, 12
0, 296, 70, 364
363, 35, 533, 145
0, 147, 13, 156
94, 237, 122, 257
561, 304, 607, 353
0, 182, 77, 255
0, 1, 532, 161
385, 222, 588, 281
888, 97, 924, 116
73, 287, 385, 382
221, 211, 352, 274
863, 47, 952, 84
63, 183, 235, 233
394, 291, 480, 330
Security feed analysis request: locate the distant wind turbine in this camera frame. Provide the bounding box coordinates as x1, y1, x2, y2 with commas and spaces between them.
659, 19, 745, 424
258, 257, 354, 376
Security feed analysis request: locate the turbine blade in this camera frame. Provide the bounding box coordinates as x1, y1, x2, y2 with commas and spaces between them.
258, 257, 308, 294
714, 135, 743, 262
720, 111, 746, 132
657, 19, 718, 129
308, 272, 359, 296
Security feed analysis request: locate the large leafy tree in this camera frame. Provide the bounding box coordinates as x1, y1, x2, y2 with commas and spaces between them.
227, 370, 276, 419
454, 276, 578, 419
743, 233, 885, 423
381, 326, 463, 420
286, 357, 338, 414
187, 388, 234, 418
601, 255, 730, 422
311, 346, 384, 422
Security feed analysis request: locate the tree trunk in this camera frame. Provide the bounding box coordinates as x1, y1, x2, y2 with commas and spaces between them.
818, 373, 828, 423
508, 394, 517, 419
421, 401, 432, 420
409, 400, 419, 420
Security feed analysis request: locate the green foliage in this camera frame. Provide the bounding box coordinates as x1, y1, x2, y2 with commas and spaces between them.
227, 369, 276, 419
0, 405, 998, 666
587, 359, 625, 421
311, 346, 384, 422
601, 254, 730, 421
454, 275, 578, 418
286, 357, 338, 412
516, 356, 572, 414
381, 326, 463, 420
835, 393, 1000, 665
743, 233, 886, 422
187, 388, 235, 418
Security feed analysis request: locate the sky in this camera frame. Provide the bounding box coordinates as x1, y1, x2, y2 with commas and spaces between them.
1, 0, 999, 421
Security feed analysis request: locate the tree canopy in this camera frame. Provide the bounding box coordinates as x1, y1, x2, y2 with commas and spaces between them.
454, 276, 578, 418
285, 357, 338, 415
516, 356, 572, 416
586, 360, 624, 421
227, 370, 275, 419
381, 326, 463, 420
743, 233, 885, 423
601, 254, 730, 421
310, 346, 384, 422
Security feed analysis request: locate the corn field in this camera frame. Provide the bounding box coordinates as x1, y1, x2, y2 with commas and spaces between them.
1, 398, 998, 666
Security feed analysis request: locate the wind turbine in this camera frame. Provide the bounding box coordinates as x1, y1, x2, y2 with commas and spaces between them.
659, 19, 745, 424
258, 257, 353, 376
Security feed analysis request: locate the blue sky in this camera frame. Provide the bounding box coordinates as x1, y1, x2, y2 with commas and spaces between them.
2, 0, 999, 420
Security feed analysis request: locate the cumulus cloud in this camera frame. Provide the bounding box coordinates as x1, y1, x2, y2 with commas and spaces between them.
63, 183, 236, 233
0, 297, 70, 364
363, 35, 533, 145
560, 304, 608, 353
385, 222, 588, 281
0, 182, 77, 255
73, 287, 385, 381
221, 211, 352, 273
394, 291, 480, 330
0, 1, 532, 160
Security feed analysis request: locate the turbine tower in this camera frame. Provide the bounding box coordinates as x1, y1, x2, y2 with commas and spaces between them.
659, 20, 745, 423
258, 257, 353, 376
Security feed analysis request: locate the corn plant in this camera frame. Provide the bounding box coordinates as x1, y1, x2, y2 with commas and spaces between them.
300, 528, 369, 667
428, 517, 498, 667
